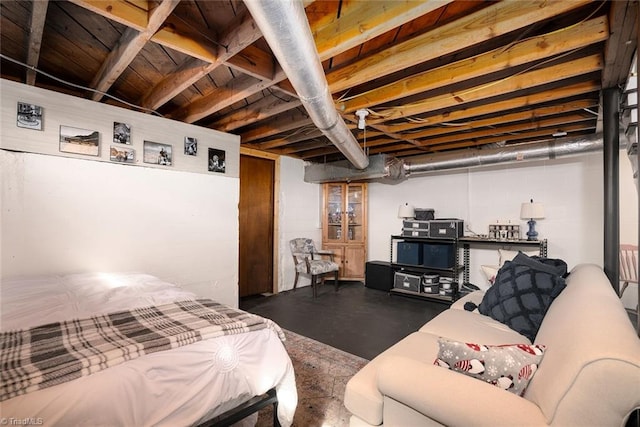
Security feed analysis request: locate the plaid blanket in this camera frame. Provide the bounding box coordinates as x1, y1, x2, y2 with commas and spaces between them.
0, 299, 284, 402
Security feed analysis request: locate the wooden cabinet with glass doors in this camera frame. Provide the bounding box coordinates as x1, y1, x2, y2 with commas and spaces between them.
322, 183, 367, 280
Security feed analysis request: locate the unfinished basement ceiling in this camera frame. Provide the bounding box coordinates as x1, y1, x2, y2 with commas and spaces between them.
0, 0, 637, 164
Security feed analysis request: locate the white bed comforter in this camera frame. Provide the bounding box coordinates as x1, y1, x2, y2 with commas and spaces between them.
0, 273, 297, 426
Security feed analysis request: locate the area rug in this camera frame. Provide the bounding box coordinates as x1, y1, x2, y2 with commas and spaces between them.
255, 329, 369, 426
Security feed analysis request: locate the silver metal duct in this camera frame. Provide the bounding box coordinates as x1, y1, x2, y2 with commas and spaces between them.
243, 0, 369, 169
304, 154, 404, 183
304, 133, 629, 183
404, 133, 609, 176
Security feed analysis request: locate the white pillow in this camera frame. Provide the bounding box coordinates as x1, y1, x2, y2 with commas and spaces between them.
498, 249, 539, 267
480, 265, 500, 285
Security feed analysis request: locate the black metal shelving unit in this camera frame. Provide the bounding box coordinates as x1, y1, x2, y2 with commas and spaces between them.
388, 235, 548, 303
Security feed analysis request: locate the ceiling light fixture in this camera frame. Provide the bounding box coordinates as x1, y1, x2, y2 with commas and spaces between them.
552, 131, 567, 137
355, 109, 369, 130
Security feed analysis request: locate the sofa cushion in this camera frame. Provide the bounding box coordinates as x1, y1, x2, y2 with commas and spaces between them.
344, 331, 441, 426
434, 338, 545, 396
419, 308, 530, 344
525, 263, 640, 424
478, 253, 567, 342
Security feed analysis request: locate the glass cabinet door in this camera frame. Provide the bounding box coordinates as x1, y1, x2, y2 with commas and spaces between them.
326, 183, 344, 242
347, 184, 364, 243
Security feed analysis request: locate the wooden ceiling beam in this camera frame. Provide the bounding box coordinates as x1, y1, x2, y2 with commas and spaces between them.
276, 139, 337, 155
89, 0, 179, 102
232, 1, 599, 134
68, 0, 148, 31
241, 113, 313, 143
313, 0, 454, 60
337, 16, 608, 114
417, 113, 595, 147
382, 80, 601, 133
424, 122, 596, 153
172, 68, 288, 124
602, 0, 638, 88
141, 9, 265, 110
168, 0, 455, 124
25, 0, 49, 86
326, 0, 591, 93
406, 99, 599, 140
213, 97, 303, 132
255, 128, 325, 150
367, 54, 603, 125
224, 45, 276, 81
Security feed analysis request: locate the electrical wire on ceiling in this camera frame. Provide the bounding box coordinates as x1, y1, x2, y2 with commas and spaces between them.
0, 53, 163, 116
339, 1, 607, 125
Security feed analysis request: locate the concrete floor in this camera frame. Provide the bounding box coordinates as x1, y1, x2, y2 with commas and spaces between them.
240, 281, 448, 360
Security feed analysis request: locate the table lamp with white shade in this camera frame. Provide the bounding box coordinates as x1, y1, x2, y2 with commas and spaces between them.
398, 203, 415, 219
520, 199, 545, 241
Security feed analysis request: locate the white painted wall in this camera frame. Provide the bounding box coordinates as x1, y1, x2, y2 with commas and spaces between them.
368, 155, 606, 290
3, 80, 636, 307
1, 80, 241, 307
277, 156, 323, 291
620, 149, 639, 309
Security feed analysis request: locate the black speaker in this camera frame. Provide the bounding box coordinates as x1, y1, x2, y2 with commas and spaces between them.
365, 261, 393, 291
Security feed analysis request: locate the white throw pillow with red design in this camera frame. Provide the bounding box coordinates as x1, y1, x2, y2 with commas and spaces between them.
434, 338, 545, 396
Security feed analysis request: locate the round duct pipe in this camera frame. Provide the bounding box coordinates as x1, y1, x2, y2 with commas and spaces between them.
403, 133, 611, 176
243, 0, 369, 170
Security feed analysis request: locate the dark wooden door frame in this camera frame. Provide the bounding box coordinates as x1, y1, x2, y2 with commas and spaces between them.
239, 147, 280, 295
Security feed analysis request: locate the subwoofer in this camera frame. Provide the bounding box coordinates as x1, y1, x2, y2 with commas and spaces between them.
365, 261, 393, 291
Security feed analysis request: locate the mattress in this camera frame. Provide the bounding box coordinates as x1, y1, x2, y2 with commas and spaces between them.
0, 273, 297, 426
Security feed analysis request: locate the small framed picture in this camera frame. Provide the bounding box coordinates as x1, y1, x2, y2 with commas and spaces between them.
17, 102, 43, 130
184, 137, 197, 156
144, 141, 172, 166
113, 122, 131, 144
110, 145, 135, 163
208, 148, 226, 173
59, 125, 100, 156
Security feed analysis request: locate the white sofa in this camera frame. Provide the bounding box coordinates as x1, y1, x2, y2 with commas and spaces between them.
344, 264, 640, 426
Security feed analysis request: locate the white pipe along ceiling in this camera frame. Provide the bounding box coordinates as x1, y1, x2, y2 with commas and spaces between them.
243, 0, 369, 170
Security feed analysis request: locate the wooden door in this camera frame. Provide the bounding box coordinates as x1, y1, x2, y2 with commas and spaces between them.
239, 155, 274, 297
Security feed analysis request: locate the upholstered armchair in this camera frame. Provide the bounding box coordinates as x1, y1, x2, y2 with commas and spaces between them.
289, 238, 339, 297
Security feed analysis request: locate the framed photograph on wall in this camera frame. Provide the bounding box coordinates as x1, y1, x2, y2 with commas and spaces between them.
59, 125, 100, 156
17, 102, 43, 130
144, 141, 172, 166
208, 148, 226, 173
110, 145, 135, 163
113, 122, 131, 144
184, 137, 197, 156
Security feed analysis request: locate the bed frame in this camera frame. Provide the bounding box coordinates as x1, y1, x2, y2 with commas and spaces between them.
198, 387, 280, 427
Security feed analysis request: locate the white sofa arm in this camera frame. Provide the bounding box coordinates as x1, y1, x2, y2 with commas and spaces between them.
377, 356, 548, 426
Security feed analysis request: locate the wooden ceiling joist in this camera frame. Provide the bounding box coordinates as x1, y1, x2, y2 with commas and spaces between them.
326, 0, 591, 94
367, 54, 603, 126
25, 0, 49, 86
336, 16, 608, 114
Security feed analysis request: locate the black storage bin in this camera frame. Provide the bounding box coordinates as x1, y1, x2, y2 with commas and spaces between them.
422, 242, 456, 269
396, 241, 423, 265
402, 229, 429, 237
414, 208, 435, 221
365, 261, 393, 291
429, 219, 464, 239
393, 271, 421, 292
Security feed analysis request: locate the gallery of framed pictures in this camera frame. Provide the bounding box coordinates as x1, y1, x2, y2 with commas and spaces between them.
16, 100, 231, 174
